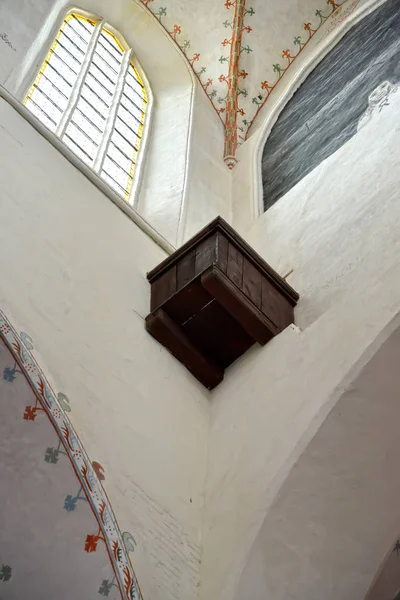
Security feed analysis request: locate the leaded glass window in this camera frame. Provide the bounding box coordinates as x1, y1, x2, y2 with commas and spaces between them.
25, 12, 148, 201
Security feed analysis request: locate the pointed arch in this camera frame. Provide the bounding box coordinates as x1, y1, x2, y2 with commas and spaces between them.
249, 0, 392, 220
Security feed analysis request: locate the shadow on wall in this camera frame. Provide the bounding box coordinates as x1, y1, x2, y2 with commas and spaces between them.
261, 0, 400, 211
234, 314, 400, 600
366, 538, 400, 600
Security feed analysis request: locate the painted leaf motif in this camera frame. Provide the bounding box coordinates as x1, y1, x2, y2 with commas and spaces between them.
85, 534, 99, 553
0, 565, 12, 582
45, 447, 59, 464
57, 392, 71, 413
64, 495, 78, 512
23, 406, 37, 421
123, 532, 137, 554
3, 367, 16, 382
123, 566, 134, 597
92, 461, 106, 481
20, 332, 34, 350
113, 540, 122, 562
98, 580, 112, 596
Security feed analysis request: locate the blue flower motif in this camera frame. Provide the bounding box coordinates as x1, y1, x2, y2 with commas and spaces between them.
0, 565, 12, 582
98, 580, 113, 596
20, 332, 34, 350
64, 495, 78, 512
57, 393, 71, 413
3, 366, 17, 382
45, 447, 59, 464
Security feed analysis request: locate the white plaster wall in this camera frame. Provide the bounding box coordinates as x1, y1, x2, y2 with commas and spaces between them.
0, 0, 55, 84
181, 85, 231, 243
0, 97, 210, 600
200, 72, 400, 600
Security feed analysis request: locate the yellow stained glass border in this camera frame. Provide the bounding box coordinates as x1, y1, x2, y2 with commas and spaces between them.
125, 64, 148, 201
24, 14, 96, 106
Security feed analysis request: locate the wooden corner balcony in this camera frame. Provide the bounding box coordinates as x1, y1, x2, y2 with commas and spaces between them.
145, 217, 299, 389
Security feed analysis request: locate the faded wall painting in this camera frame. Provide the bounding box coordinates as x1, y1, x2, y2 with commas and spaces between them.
262, 0, 400, 211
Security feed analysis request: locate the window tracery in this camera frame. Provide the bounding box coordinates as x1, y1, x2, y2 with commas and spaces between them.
25, 12, 148, 201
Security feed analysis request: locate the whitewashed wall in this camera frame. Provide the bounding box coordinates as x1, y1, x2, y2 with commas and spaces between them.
200, 76, 400, 600
182, 85, 230, 243
234, 323, 400, 600
0, 0, 55, 84
2, 1, 400, 598
0, 97, 210, 600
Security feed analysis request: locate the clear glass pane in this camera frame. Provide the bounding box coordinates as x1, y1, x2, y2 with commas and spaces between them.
107, 143, 134, 175
126, 66, 146, 100
59, 29, 87, 59
93, 44, 120, 78
27, 89, 63, 125
101, 171, 127, 196
81, 82, 109, 113
70, 107, 103, 145
119, 100, 143, 129
110, 129, 138, 163
85, 72, 113, 107
114, 117, 140, 150
68, 14, 94, 43
33, 76, 68, 113
101, 157, 130, 193
25, 99, 58, 132
90, 55, 118, 87
52, 43, 81, 75
42, 69, 72, 101
66, 27, 125, 167
64, 19, 91, 48
25, 14, 95, 131
101, 61, 147, 199
99, 31, 123, 62
96, 39, 122, 72
63, 121, 98, 166
76, 96, 106, 133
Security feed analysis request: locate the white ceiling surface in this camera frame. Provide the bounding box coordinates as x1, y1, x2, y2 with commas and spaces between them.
143, 0, 357, 135
0, 338, 120, 600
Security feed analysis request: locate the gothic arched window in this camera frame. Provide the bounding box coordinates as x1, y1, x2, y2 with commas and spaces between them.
25, 11, 148, 201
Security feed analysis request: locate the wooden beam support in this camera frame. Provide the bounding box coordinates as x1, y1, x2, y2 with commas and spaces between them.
145, 309, 224, 390
201, 266, 277, 346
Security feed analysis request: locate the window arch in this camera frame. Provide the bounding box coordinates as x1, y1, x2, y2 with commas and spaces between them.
24, 11, 148, 202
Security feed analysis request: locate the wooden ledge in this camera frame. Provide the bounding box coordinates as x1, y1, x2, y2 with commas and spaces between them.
147, 217, 299, 305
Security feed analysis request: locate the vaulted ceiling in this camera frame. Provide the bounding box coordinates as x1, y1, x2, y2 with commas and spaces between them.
139, 0, 362, 164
